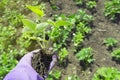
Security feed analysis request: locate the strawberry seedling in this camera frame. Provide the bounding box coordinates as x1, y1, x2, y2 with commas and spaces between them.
92, 67, 120, 80
58, 47, 69, 64
75, 9, 94, 24
76, 22, 91, 35
86, 1, 97, 9
74, 0, 84, 6
48, 17, 72, 51
76, 47, 95, 65
112, 48, 120, 60
72, 32, 84, 47
103, 38, 118, 51
104, 0, 120, 21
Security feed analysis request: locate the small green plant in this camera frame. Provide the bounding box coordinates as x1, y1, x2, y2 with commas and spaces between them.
112, 48, 120, 60
76, 22, 91, 35
46, 70, 61, 80
0, 52, 18, 79
75, 10, 94, 24
76, 47, 95, 64
21, 18, 50, 50
2, 9, 24, 27
86, 1, 97, 9
103, 38, 118, 48
92, 67, 120, 80
0, 24, 26, 80
72, 32, 84, 47
65, 75, 81, 80
26, 5, 45, 17
48, 17, 72, 50
0, 0, 9, 14
20, 5, 53, 53
0, 47, 26, 80
104, 0, 120, 20
74, 0, 84, 6
58, 47, 69, 63
0, 26, 16, 50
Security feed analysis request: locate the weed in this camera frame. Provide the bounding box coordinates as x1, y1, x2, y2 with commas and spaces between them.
92, 67, 120, 80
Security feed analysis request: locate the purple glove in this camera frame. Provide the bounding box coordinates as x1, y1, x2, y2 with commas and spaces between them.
4, 49, 57, 80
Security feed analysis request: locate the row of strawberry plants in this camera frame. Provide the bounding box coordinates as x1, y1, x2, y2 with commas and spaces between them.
1, 1, 119, 79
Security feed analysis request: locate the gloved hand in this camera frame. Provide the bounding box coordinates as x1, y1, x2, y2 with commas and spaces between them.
4, 49, 57, 80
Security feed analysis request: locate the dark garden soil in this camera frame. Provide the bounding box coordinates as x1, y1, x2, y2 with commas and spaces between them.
31, 0, 120, 80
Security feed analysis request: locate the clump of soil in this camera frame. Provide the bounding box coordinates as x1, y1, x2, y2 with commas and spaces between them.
32, 49, 52, 78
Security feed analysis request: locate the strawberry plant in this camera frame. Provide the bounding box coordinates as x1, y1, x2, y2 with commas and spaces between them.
72, 32, 84, 47
112, 48, 120, 60
0, 0, 9, 14
75, 9, 94, 24
74, 0, 84, 6
0, 24, 26, 80
20, 5, 53, 52
76, 47, 95, 64
76, 22, 91, 35
86, 1, 97, 9
58, 47, 69, 63
104, 0, 120, 20
2, 9, 24, 27
103, 38, 118, 49
48, 16, 72, 51
0, 26, 16, 51
92, 67, 120, 80
21, 18, 50, 50
0, 51, 18, 80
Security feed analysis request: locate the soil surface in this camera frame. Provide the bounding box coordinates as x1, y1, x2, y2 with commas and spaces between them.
31, 0, 120, 80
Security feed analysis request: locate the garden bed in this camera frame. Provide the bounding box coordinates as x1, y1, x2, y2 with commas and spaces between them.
34, 0, 120, 80
1, 0, 120, 80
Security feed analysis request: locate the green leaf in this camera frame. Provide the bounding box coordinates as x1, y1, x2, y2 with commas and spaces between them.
22, 19, 36, 31
55, 20, 71, 27
48, 20, 56, 26
36, 22, 49, 32
22, 27, 32, 33
26, 5, 44, 17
